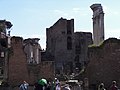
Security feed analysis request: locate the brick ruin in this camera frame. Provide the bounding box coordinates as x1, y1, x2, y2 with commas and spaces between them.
0, 4, 120, 89
8, 37, 54, 86
0, 20, 55, 86
46, 18, 93, 76
84, 38, 120, 89
0, 18, 93, 86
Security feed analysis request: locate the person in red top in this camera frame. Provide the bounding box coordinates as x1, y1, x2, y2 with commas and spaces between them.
109, 81, 118, 90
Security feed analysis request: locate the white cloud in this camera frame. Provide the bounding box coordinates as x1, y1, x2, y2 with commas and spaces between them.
54, 10, 64, 14
53, 10, 69, 17
72, 8, 80, 13
103, 5, 120, 16
53, 7, 89, 19
54, 10, 67, 15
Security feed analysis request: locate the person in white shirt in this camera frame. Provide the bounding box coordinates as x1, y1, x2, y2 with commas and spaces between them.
19, 81, 29, 90
56, 83, 61, 90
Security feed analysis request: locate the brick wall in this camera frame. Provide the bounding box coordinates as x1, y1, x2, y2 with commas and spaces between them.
8, 37, 30, 86
39, 61, 54, 81
8, 37, 54, 86
84, 38, 120, 89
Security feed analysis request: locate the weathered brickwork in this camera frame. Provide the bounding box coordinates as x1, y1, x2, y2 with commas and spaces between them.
84, 38, 120, 89
46, 18, 75, 71
39, 61, 54, 80
46, 18, 93, 74
8, 37, 30, 86
8, 36, 54, 86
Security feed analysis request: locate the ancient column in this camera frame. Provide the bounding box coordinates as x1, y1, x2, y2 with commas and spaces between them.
90, 4, 104, 45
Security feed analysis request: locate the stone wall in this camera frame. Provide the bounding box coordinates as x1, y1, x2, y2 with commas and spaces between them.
84, 38, 120, 89
39, 61, 54, 81
8, 36, 54, 86
46, 18, 93, 75
74, 32, 93, 68
8, 37, 30, 86
46, 18, 74, 74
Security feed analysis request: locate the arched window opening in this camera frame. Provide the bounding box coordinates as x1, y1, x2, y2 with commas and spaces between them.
67, 37, 72, 50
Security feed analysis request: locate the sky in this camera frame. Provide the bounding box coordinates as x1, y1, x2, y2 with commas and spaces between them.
0, 0, 120, 49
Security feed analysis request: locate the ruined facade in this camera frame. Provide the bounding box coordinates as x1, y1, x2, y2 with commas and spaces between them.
8, 37, 30, 85
84, 38, 120, 89
74, 32, 93, 69
24, 38, 42, 64
1, 3, 118, 88
46, 18, 75, 74
8, 36, 54, 86
46, 18, 93, 75
0, 20, 55, 86
90, 4, 104, 46
0, 20, 12, 83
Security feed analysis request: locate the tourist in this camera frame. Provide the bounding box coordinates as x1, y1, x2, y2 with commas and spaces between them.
62, 84, 71, 90
56, 83, 61, 90
109, 81, 118, 90
34, 78, 48, 90
19, 81, 29, 90
98, 83, 106, 90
